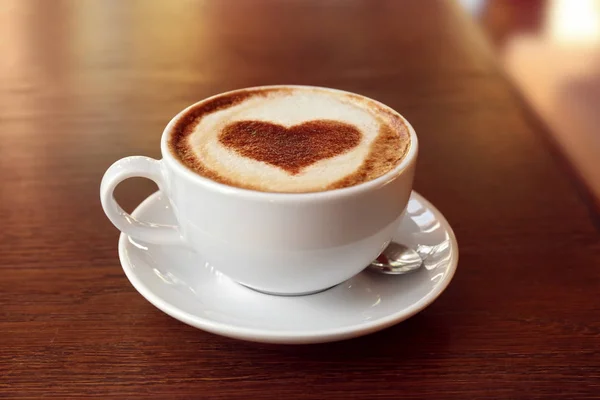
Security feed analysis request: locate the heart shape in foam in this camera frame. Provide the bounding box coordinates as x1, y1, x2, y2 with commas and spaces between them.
218, 120, 362, 174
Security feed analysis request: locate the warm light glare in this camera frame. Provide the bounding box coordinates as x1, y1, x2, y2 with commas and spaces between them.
548, 0, 600, 43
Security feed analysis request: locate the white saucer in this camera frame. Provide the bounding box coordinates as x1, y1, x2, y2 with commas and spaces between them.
119, 191, 458, 344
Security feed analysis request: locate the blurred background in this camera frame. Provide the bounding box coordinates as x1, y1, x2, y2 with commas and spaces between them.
0, 0, 598, 201
462, 0, 600, 202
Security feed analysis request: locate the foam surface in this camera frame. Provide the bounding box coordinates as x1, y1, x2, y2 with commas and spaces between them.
169, 87, 410, 193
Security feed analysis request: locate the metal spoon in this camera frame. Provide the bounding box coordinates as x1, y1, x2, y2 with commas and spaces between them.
369, 242, 423, 275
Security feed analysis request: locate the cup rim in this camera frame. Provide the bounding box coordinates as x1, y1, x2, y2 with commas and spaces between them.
160, 85, 418, 201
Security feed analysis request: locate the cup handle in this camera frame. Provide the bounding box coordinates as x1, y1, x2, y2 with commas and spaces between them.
100, 156, 183, 245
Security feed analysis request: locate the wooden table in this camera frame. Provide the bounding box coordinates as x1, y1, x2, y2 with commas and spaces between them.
2, 0, 599, 398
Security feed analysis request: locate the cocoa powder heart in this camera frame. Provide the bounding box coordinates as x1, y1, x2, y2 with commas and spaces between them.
218, 120, 362, 174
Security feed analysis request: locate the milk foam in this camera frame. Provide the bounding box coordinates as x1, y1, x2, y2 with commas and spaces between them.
174, 87, 409, 193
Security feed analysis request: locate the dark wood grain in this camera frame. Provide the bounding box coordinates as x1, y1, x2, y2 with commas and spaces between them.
1, 0, 599, 398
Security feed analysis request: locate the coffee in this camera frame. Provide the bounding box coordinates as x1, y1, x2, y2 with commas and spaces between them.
169, 86, 411, 193
103, 85, 417, 294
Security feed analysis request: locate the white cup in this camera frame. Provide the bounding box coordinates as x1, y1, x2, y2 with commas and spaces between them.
100, 86, 418, 295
